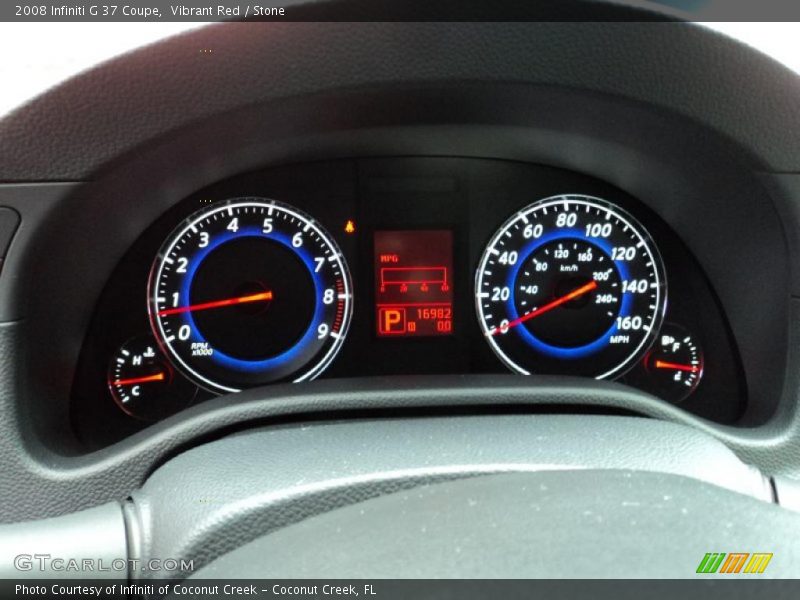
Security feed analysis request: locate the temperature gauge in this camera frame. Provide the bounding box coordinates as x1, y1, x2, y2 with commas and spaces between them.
108, 335, 196, 420
628, 323, 704, 403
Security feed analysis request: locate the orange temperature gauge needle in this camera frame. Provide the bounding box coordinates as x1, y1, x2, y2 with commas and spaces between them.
654, 360, 699, 373
489, 280, 598, 336
111, 373, 165, 386
157, 291, 273, 317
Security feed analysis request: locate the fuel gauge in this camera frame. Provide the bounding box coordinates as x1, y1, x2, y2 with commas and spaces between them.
628, 323, 703, 403
108, 334, 196, 420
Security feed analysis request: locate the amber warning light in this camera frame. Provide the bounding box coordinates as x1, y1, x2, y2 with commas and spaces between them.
374, 230, 454, 337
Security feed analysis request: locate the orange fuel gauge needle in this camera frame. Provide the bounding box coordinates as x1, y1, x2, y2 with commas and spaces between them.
157, 291, 273, 317
111, 373, 165, 386
654, 360, 699, 373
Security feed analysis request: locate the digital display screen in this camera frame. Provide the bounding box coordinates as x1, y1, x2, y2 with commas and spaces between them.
374, 230, 454, 337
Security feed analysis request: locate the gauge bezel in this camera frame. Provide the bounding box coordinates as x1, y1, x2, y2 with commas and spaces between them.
107, 333, 197, 421
474, 194, 667, 380
147, 197, 354, 393
640, 321, 704, 403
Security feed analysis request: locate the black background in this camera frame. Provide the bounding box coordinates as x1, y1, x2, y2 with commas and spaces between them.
71, 157, 746, 446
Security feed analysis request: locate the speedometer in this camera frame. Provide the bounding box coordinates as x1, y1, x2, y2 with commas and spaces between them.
148, 198, 352, 393
475, 195, 666, 379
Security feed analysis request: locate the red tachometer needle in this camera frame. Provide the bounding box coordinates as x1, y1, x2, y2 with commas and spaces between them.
157, 291, 273, 317
654, 360, 699, 373
111, 373, 165, 386
488, 280, 598, 336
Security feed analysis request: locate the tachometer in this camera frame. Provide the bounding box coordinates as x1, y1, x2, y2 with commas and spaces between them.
475, 195, 666, 379
148, 198, 353, 393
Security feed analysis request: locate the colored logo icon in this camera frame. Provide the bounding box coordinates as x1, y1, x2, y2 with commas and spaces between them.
696, 552, 772, 574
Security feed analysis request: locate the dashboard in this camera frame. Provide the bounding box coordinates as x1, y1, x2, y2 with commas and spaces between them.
4, 18, 800, 532
71, 158, 745, 445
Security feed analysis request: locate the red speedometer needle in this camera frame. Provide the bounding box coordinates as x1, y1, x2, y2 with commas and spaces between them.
489, 280, 598, 336
157, 291, 273, 317
654, 360, 699, 373
111, 373, 165, 386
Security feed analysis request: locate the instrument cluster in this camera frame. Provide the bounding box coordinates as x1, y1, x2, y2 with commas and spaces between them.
71, 158, 745, 444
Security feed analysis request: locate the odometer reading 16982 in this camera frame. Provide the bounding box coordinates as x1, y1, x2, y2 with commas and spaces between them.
475, 195, 666, 379
148, 198, 352, 393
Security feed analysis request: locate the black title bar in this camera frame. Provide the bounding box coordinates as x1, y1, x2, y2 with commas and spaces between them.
4, 0, 800, 22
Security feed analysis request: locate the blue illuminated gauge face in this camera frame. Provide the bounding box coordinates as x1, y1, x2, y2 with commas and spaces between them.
475, 195, 666, 379
148, 199, 353, 393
